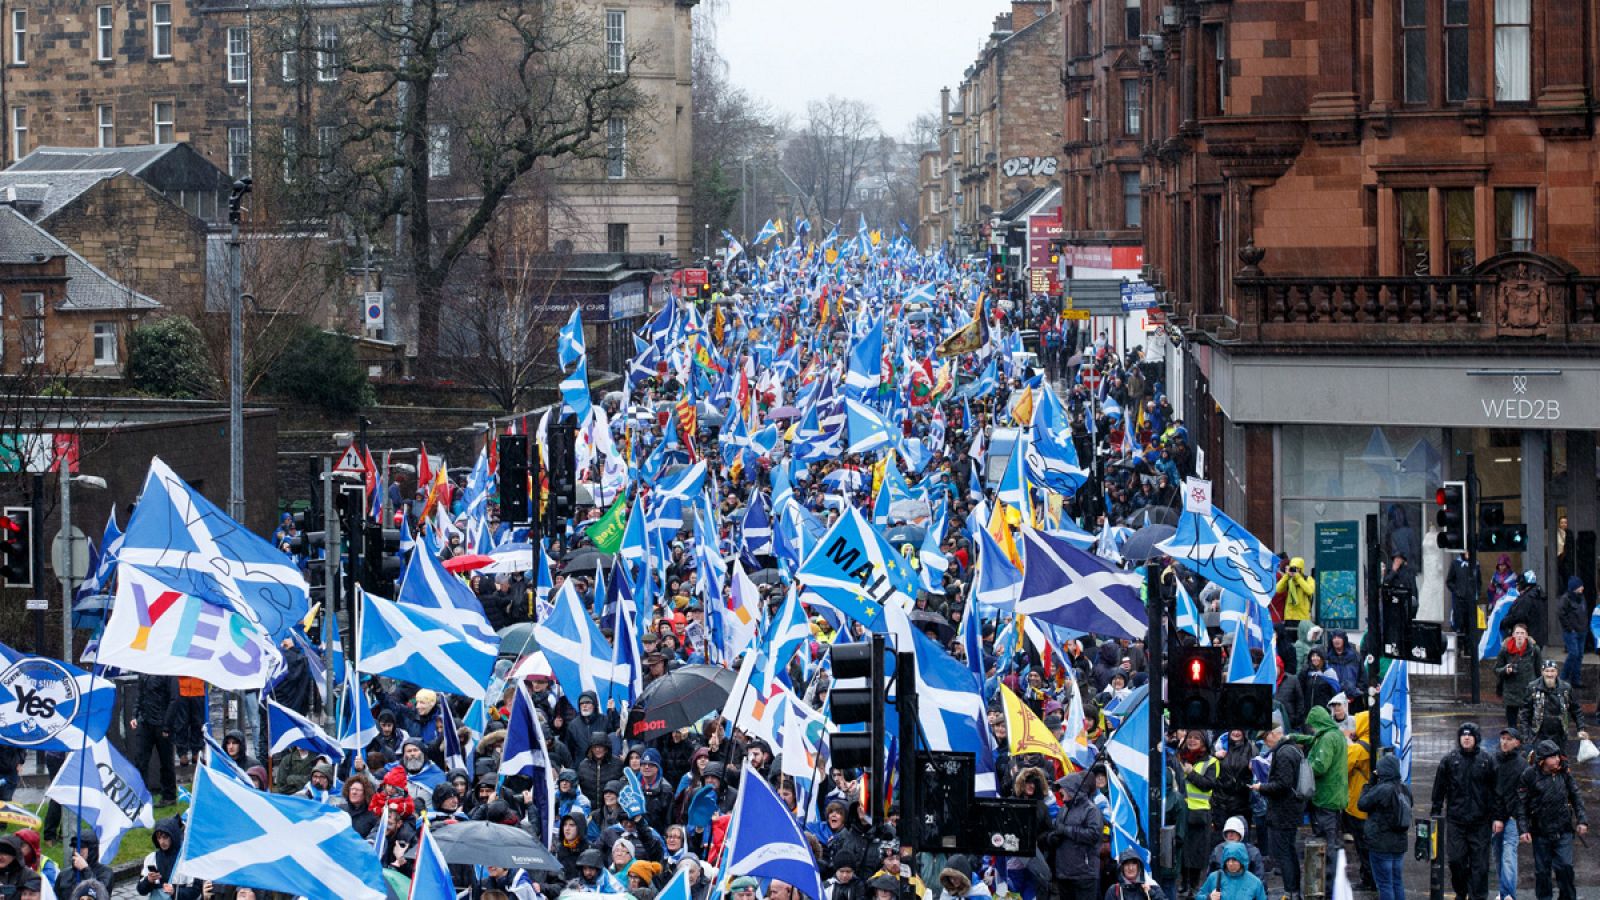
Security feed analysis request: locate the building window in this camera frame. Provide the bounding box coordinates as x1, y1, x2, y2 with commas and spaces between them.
93, 322, 118, 367
152, 2, 172, 59
1208, 24, 1228, 114
1443, 188, 1474, 272
606, 117, 626, 179
282, 126, 299, 182
1124, 0, 1140, 42
1401, 0, 1426, 104
1122, 79, 1141, 135
9, 107, 24, 162
427, 124, 450, 178
1121, 172, 1141, 229
607, 223, 628, 253
317, 125, 338, 173
228, 126, 251, 177
96, 6, 114, 60
281, 27, 297, 82
97, 105, 115, 148
605, 10, 626, 74
10, 9, 25, 65
1444, 0, 1469, 104
20, 293, 44, 365
1397, 189, 1429, 275
152, 100, 174, 143
1495, 188, 1534, 254
1494, 0, 1531, 102
315, 24, 339, 81
227, 26, 250, 84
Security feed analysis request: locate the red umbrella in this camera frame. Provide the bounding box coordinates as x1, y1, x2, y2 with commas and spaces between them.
441, 554, 493, 573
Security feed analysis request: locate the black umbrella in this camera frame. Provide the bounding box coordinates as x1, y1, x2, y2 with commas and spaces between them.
626, 664, 737, 741
884, 525, 927, 547
429, 821, 563, 873
1119, 523, 1177, 563
1119, 506, 1180, 527
559, 549, 614, 574
909, 609, 955, 642
748, 568, 784, 586
497, 622, 539, 659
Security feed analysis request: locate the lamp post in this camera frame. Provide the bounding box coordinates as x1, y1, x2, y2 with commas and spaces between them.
59, 472, 106, 662
227, 178, 253, 524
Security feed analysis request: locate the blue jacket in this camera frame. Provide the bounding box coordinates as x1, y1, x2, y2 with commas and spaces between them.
1197, 843, 1267, 900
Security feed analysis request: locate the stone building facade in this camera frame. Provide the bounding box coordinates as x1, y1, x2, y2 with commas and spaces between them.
0, 0, 698, 261
946, 0, 1063, 254
1056, 0, 1146, 255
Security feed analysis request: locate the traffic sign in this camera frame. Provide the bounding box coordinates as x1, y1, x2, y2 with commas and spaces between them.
1062, 309, 1090, 321
50, 526, 89, 583
334, 442, 367, 474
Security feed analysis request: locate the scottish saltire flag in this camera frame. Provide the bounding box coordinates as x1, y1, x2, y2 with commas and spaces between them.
1217, 590, 1272, 651
753, 219, 781, 244
336, 664, 377, 753
844, 398, 893, 455
610, 598, 643, 703
653, 460, 708, 504
203, 734, 254, 784
408, 820, 454, 900
1157, 508, 1280, 604
396, 538, 496, 648
765, 585, 811, 675
722, 771, 827, 900
740, 495, 774, 560
1253, 632, 1279, 687
797, 507, 920, 628
76, 507, 123, 602
118, 457, 309, 641
1027, 422, 1087, 496
1106, 768, 1149, 868
1106, 692, 1150, 837
1481, 590, 1517, 658
356, 589, 494, 698
973, 523, 1023, 610
535, 581, 627, 710
1015, 529, 1147, 641
0, 641, 115, 751
176, 766, 385, 900
1379, 661, 1413, 784
996, 437, 1030, 515
1174, 580, 1210, 646
1225, 620, 1257, 684
439, 695, 466, 773
267, 699, 342, 763
560, 356, 593, 422
558, 308, 586, 371
885, 606, 997, 794
45, 736, 153, 857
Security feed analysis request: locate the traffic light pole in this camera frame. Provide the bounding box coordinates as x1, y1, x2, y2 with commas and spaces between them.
896, 647, 917, 854
321, 457, 337, 716
1145, 563, 1164, 865
30, 474, 44, 654
1466, 451, 1480, 704
869, 631, 886, 825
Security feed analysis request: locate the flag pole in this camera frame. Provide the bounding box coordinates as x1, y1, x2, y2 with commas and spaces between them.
1145, 561, 1164, 868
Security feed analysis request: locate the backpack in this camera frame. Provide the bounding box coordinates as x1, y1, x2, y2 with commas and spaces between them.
1291, 746, 1316, 802
1391, 786, 1414, 833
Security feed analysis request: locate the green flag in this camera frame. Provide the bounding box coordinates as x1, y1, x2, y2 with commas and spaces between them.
585, 494, 628, 555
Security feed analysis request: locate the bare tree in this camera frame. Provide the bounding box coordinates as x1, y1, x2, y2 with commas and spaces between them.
783, 96, 883, 227
690, 15, 781, 247
263, 0, 651, 362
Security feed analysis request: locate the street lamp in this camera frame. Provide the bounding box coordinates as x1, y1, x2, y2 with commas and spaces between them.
59, 472, 107, 661
227, 178, 253, 525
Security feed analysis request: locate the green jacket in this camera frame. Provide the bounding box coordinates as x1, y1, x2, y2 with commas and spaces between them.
1297, 706, 1349, 811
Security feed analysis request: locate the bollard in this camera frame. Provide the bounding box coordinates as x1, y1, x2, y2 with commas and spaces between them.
1302, 836, 1327, 900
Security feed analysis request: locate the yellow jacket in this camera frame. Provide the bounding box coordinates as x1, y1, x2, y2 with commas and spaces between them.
1345, 711, 1373, 819
1276, 557, 1317, 621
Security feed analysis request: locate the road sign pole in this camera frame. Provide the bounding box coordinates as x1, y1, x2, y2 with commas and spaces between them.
30, 474, 44, 653
59, 468, 71, 662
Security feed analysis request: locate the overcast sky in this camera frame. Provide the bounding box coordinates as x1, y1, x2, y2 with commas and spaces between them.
713, 2, 1008, 138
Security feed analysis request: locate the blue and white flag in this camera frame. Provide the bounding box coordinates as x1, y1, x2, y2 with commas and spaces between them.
534, 581, 627, 710
176, 765, 386, 900
76, 508, 123, 603
1225, 620, 1257, 684
1379, 661, 1412, 784
740, 494, 774, 561
396, 538, 496, 648
558, 308, 586, 372
203, 733, 254, 784
118, 457, 309, 641
885, 606, 997, 795
973, 522, 1023, 611
1481, 590, 1517, 658
408, 820, 455, 900
0, 641, 115, 751
722, 771, 827, 900
843, 317, 884, 399
560, 356, 593, 422
1015, 529, 1147, 642
797, 507, 920, 629
267, 699, 342, 763
356, 589, 495, 698
45, 736, 153, 857
844, 398, 893, 455
499, 688, 556, 846
1105, 693, 1150, 838
336, 663, 377, 753
1106, 768, 1149, 868
1173, 581, 1210, 646
1157, 508, 1280, 604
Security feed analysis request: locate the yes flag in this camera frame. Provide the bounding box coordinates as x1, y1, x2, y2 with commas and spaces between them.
119, 457, 309, 641
1015, 529, 1147, 642
586, 495, 629, 555
45, 737, 153, 858
357, 589, 495, 698
722, 770, 827, 900
797, 507, 921, 629
176, 765, 385, 900
0, 641, 115, 751
101, 566, 282, 690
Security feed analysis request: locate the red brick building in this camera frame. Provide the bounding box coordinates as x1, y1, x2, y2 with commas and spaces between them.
1122, 0, 1600, 637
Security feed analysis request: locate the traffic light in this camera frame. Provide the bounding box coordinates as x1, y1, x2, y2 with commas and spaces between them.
498, 434, 531, 525
1435, 481, 1467, 551
827, 636, 886, 779
362, 523, 402, 596
1169, 646, 1221, 728
1475, 502, 1529, 554
992, 264, 1007, 287
546, 422, 578, 525
287, 530, 327, 558
0, 508, 31, 588
1218, 683, 1275, 731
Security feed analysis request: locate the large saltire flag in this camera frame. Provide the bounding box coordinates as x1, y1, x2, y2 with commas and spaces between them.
558, 308, 586, 372
560, 356, 594, 422
1156, 507, 1280, 604
797, 507, 921, 629
175, 765, 385, 900
721, 770, 827, 900
1015, 528, 1147, 641
118, 456, 309, 641
356, 588, 495, 698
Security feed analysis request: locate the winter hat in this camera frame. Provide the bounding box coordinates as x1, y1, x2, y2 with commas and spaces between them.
1222, 816, 1248, 840
1569, 576, 1584, 593
640, 748, 664, 769
1543, 658, 1560, 671
383, 767, 409, 789
1535, 739, 1563, 760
